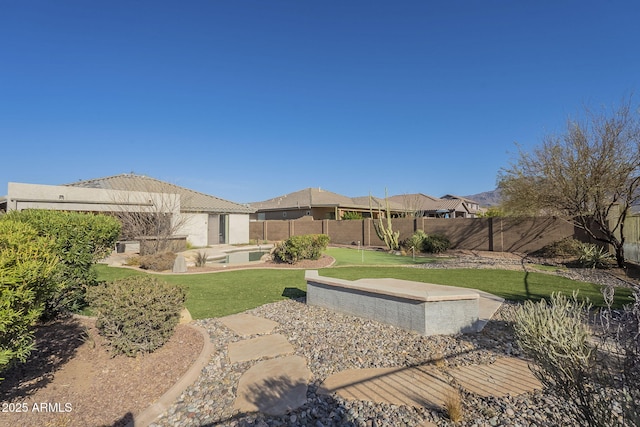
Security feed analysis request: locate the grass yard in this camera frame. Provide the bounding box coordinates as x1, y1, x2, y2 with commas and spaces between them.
325, 247, 441, 266
94, 264, 306, 319
318, 267, 633, 308
95, 254, 633, 319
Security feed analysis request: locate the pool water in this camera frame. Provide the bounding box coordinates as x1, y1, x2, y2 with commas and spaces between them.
211, 250, 269, 265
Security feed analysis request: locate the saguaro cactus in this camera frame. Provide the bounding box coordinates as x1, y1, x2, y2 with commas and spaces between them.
369, 189, 400, 251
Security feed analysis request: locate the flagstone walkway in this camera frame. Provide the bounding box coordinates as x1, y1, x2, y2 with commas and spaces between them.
218, 311, 542, 425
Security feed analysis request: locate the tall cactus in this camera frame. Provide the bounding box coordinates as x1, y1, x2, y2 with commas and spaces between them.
369, 189, 400, 251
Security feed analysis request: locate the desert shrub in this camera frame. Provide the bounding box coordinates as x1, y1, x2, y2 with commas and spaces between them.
4, 210, 121, 316
0, 220, 59, 376
532, 237, 583, 258
86, 276, 186, 356
421, 234, 450, 253
402, 229, 428, 251
139, 251, 177, 271
124, 255, 140, 266
578, 243, 615, 269
514, 291, 640, 426
272, 234, 330, 264
341, 211, 363, 220
444, 389, 464, 422
194, 251, 208, 267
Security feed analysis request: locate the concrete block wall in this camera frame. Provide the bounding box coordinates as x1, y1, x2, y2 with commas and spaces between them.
250, 216, 580, 253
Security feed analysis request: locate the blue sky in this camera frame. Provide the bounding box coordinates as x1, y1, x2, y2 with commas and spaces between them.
1, 1, 638, 204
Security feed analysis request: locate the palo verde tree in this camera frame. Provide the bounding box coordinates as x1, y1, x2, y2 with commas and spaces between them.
499, 98, 640, 268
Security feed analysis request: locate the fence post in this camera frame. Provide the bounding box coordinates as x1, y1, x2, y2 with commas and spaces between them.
263, 221, 268, 242
364, 219, 370, 246
488, 217, 494, 251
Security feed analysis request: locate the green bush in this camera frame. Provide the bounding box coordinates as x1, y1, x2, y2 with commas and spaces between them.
139, 251, 177, 271
4, 210, 121, 316
532, 237, 583, 258
273, 234, 330, 264
86, 276, 186, 356
402, 229, 428, 251
341, 211, 363, 220
421, 234, 450, 253
0, 220, 59, 376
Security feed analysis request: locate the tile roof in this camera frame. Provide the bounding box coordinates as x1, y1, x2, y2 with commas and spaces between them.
250, 188, 407, 212
65, 173, 254, 214
250, 188, 355, 210
387, 193, 468, 213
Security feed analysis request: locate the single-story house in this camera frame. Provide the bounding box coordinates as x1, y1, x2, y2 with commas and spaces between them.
249, 187, 408, 220
1, 173, 254, 246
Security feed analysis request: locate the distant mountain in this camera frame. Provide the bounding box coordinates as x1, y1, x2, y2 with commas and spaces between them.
464, 189, 502, 207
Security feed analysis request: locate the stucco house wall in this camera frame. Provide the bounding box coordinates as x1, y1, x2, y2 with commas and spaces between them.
228, 214, 250, 244
176, 212, 209, 247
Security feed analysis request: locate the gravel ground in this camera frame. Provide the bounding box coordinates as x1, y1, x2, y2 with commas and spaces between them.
150, 254, 637, 427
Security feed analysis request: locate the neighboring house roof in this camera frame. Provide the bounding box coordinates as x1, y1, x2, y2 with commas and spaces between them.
250, 189, 482, 216
250, 188, 353, 210
387, 193, 480, 215
66, 173, 254, 214
387, 193, 440, 213
350, 196, 405, 211
442, 194, 479, 204
250, 187, 407, 212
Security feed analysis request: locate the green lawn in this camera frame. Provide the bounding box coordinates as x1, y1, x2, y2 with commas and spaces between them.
318, 267, 633, 308
325, 247, 441, 266
94, 264, 306, 319
95, 258, 633, 320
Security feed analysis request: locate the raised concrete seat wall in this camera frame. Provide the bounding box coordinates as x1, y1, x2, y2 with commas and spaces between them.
305, 270, 480, 336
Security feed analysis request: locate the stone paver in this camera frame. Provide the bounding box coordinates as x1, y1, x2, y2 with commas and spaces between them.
219, 313, 279, 336
220, 294, 532, 422
318, 365, 455, 409
228, 334, 294, 363
449, 357, 542, 397
233, 355, 313, 416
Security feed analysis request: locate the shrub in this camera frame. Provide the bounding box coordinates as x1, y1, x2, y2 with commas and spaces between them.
0, 220, 59, 376
124, 255, 140, 266
4, 210, 121, 316
513, 291, 640, 426
532, 237, 583, 258
421, 234, 450, 253
444, 389, 464, 422
139, 251, 177, 271
86, 276, 186, 356
578, 243, 615, 269
341, 211, 363, 220
194, 251, 208, 267
272, 234, 330, 264
402, 229, 428, 251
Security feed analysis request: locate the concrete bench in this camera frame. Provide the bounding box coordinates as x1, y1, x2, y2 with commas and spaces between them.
305, 270, 482, 336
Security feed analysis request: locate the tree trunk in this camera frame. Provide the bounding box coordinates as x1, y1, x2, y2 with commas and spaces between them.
613, 241, 626, 268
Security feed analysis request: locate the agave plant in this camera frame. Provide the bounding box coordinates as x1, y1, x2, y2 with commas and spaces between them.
578, 243, 614, 269
194, 250, 208, 267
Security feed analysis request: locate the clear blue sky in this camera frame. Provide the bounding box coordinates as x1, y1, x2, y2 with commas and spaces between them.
1, 1, 638, 204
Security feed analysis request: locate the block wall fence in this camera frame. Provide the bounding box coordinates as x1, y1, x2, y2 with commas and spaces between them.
250, 217, 587, 253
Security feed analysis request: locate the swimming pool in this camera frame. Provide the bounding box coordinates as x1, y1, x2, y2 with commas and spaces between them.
209, 250, 270, 265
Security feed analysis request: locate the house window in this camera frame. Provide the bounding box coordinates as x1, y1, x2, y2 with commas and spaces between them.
257, 213, 265, 221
